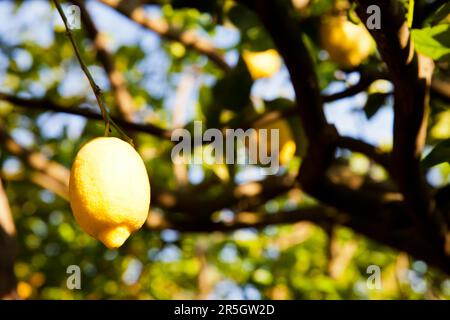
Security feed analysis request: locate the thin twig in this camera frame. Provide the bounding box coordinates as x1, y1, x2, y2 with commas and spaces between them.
337, 136, 391, 172
97, 0, 230, 72
52, 0, 133, 145
0, 92, 173, 139
73, 0, 136, 122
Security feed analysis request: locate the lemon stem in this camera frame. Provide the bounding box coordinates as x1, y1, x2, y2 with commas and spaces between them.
52, 0, 133, 146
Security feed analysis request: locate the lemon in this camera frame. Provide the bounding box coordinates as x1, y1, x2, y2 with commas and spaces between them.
243, 49, 282, 79
69, 137, 151, 248
292, 0, 310, 11
431, 110, 450, 140
320, 15, 375, 68
251, 119, 296, 165
17, 281, 32, 299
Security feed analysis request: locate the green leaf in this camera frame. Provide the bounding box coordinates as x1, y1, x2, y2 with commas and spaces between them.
227, 4, 259, 32
422, 139, 450, 168
199, 85, 220, 128
364, 93, 389, 119
227, 4, 273, 51
411, 24, 450, 62
211, 57, 252, 112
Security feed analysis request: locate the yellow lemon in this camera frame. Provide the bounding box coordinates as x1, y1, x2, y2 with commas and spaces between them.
431, 110, 450, 140
17, 281, 32, 299
251, 119, 296, 165
69, 137, 151, 249
243, 49, 282, 79
292, 0, 310, 12
320, 15, 375, 68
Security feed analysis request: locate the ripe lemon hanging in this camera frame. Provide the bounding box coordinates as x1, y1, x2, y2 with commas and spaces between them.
243, 49, 282, 79
320, 15, 375, 68
69, 137, 151, 249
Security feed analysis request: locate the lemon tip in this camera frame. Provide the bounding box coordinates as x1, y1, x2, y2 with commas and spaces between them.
97, 226, 131, 249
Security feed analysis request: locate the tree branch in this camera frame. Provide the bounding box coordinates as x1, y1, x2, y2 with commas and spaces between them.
238, 0, 337, 195
0, 178, 18, 299
0, 92, 173, 139
96, 0, 230, 71
356, 0, 448, 263
323, 71, 390, 102
146, 206, 337, 232
337, 136, 391, 171
431, 75, 450, 103
0, 122, 70, 197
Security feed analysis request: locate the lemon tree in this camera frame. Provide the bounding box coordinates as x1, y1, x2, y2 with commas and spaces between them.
0, 0, 449, 300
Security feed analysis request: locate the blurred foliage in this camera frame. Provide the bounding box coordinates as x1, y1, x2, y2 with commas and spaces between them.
0, 0, 449, 300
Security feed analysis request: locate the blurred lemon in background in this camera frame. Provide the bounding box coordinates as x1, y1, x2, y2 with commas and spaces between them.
320, 15, 375, 68
17, 281, 32, 299
252, 119, 296, 165
243, 49, 282, 79
431, 110, 450, 140
69, 137, 151, 249
292, 0, 310, 12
